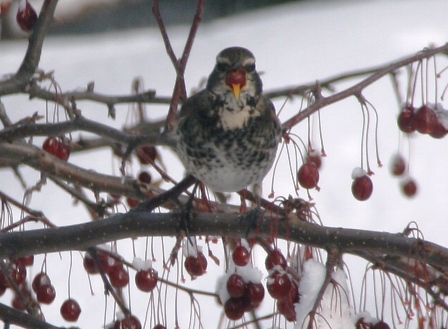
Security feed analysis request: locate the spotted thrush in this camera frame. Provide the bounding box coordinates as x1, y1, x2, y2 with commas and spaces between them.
176, 47, 282, 196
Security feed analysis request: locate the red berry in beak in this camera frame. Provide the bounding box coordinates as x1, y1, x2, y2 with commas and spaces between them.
225, 69, 246, 100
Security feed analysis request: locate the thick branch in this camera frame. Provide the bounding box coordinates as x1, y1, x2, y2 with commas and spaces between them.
1, 211, 447, 273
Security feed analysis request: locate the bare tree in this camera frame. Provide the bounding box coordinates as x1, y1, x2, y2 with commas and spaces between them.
1, 1, 448, 328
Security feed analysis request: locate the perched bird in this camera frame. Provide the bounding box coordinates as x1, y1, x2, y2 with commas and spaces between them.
176, 47, 282, 196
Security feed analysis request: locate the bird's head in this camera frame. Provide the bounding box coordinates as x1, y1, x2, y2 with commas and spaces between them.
207, 47, 262, 102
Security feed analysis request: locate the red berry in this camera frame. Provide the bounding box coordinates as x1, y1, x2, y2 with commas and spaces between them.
265, 249, 287, 271
136, 146, 157, 165
414, 105, 438, 134
232, 246, 250, 266
153, 325, 167, 329
16, 0, 37, 32
390, 154, 406, 176
297, 162, 319, 189
1, 261, 27, 286
138, 171, 152, 184
429, 120, 447, 139
225, 69, 246, 91
307, 152, 322, 169
42, 137, 70, 161
397, 106, 416, 133
36, 284, 56, 304
32, 272, 51, 293
245, 282, 265, 307
126, 197, 140, 209
114, 315, 142, 329
401, 178, 417, 198
108, 265, 129, 288
224, 297, 245, 320
135, 268, 158, 292
226, 274, 246, 298
351, 174, 373, 201
267, 271, 292, 300
16, 255, 34, 267
277, 298, 296, 321
60, 299, 81, 322
372, 321, 391, 329
184, 252, 207, 277
83, 253, 99, 274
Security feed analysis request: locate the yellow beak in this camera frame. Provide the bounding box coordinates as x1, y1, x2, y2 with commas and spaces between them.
231, 83, 241, 100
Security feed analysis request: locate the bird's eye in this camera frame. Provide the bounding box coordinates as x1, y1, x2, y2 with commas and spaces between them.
216, 62, 229, 72
245, 63, 255, 72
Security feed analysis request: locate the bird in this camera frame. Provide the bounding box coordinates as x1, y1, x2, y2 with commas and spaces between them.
175, 46, 282, 198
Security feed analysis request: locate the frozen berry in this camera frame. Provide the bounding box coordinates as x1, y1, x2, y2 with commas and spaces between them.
307, 151, 322, 169
16, 255, 34, 267
42, 137, 70, 161
245, 282, 265, 307
267, 271, 291, 300
401, 178, 417, 197
126, 197, 140, 209
16, 0, 37, 32
136, 146, 157, 165
265, 249, 287, 271
135, 268, 158, 292
32, 272, 51, 293
224, 297, 245, 320
397, 105, 415, 133
232, 246, 250, 267
226, 274, 246, 298
153, 325, 166, 329
390, 154, 406, 176
372, 321, 391, 329
36, 284, 56, 304
60, 299, 81, 322
138, 171, 152, 184
184, 252, 207, 277
351, 174, 373, 201
108, 265, 129, 288
414, 105, 438, 134
297, 162, 319, 189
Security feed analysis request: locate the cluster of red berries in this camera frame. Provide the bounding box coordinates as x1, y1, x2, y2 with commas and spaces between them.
84, 251, 159, 293
397, 103, 448, 138
0, 256, 82, 322
222, 247, 298, 322
297, 152, 322, 191
222, 245, 265, 321
389, 154, 417, 198
265, 249, 299, 321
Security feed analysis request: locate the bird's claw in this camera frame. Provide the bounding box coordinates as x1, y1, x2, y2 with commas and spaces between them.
240, 207, 263, 237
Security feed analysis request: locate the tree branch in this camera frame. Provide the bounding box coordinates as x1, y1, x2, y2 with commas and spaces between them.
0, 0, 59, 96
1, 210, 447, 276
281, 43, 448, 130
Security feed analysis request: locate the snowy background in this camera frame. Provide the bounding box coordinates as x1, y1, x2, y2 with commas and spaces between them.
1, 0, 448, 328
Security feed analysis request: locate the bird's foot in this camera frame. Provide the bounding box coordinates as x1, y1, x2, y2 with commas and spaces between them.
240, 207, 264, 237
